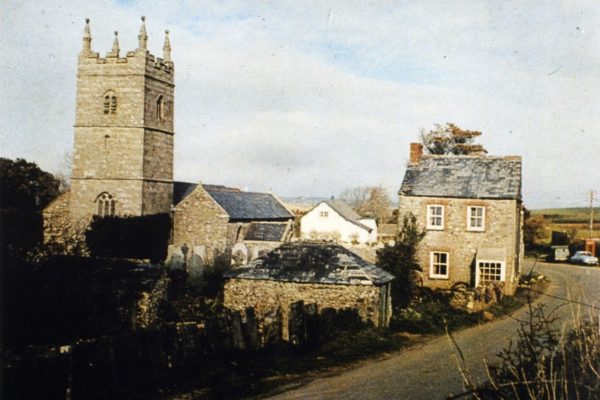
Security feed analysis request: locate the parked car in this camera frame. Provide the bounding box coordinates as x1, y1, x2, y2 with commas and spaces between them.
569, 251, 599, 266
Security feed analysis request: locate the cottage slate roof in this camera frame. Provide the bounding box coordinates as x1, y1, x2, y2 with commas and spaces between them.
400, 155, 522, 200
224, 242, 394, 286
311, 200, 372, 231
173, 182, 293, 221
204, 185, 293, 221
244, 223, 288, 242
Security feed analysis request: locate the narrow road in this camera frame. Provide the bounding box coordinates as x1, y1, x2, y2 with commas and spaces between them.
268, 260, 600, 400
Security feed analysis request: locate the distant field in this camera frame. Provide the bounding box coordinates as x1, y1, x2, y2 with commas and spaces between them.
531, 207, 600, 223
531, 207, 600, 241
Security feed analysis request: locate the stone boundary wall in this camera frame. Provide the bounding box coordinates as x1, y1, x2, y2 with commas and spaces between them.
224, 278, 388, 338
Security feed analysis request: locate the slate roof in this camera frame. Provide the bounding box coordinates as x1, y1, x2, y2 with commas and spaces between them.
173, 182, 293, 221
224, 242, 395, 286
311, 200, 372, 231
244, 223, 288, 242
400, 155, 522, 200
204, 185, 293, 221
173, 181, 198, 205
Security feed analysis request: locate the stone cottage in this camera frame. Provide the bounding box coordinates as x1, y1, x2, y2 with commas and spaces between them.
223, 242, 395, 337
398, 143, 523, 295
171, 183, 294, 265
300, 200, 377, 245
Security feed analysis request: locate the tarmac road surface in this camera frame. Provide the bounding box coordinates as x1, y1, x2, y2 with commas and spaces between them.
267, 260, 600, 400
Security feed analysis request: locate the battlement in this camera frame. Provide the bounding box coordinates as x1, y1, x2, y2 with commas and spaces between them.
79, 17, 173, 80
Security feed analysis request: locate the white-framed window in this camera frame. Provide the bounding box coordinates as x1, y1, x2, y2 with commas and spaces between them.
319, 211, 329, 218
477, 261, 505, 285
467, 206, 485, 231
429, 251, 449, 279
426, 205, 444, 230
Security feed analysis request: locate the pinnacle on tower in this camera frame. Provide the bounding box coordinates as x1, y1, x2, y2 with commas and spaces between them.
81, 18, 92, 55
163, 30, 171, 62
138, 16, 148, 50
107, 31, 120, 57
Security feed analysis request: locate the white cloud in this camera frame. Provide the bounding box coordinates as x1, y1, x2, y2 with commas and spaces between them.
1, 1, 599, 208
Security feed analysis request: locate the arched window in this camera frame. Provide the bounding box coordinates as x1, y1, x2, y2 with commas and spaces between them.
156, 95, 165, 121
103, 91, 117, 114
95, 192, 116, 217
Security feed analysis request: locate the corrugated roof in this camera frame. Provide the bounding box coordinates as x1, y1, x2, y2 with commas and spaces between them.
400, 155, 521, 200
244, 223, 288, 241
204, 185, 293, 221
224, 242, 394, 285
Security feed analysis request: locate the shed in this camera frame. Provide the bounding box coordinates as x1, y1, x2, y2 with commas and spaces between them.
223, 242, 394, 335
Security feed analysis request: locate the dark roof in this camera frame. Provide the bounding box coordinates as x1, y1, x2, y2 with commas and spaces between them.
312, 200, 372, 231
203, 185, 293, 221
173, 181, 198, 205
400, 155, 522, 200
173, 182, 293, 221
224, 242, 394, 285
244, 223, 288, 241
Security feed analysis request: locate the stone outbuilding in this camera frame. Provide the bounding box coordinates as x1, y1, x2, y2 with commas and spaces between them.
223, 242, 394, 337
398, 143, 524, 295
300, 199, 377, 245
171, 183, 294, 265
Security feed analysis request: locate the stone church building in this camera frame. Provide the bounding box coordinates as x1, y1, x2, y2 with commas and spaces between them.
44, 18, 293, 261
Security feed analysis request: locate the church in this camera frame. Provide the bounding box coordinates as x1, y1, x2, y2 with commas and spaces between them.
43, 18, 294, 264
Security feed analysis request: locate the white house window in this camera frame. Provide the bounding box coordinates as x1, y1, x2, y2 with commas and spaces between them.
467, 206, 485, 231
320, 211, 329, 218
429, 251, 449, 279
95, 192, 116, 217
477, 261, 505, 285
427, 205, 444, 230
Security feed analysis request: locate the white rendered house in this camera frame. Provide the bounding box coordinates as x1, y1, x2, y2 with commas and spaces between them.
300, 200, 377, 245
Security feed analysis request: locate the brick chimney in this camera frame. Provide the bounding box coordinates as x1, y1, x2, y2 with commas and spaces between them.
409, 143, 423, 165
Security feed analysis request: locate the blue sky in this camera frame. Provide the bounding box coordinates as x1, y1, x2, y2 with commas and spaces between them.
1, 1, 599, 209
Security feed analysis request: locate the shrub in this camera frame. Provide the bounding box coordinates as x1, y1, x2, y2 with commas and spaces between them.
85, 213, 170, 261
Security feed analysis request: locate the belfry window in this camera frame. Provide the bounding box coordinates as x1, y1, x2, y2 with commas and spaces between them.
157, 95, 165, 121
103, 91, 117, 114
95, 192, 116, 217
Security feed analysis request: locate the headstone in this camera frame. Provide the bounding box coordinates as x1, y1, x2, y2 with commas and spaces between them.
288, 301, 306, 346
167, 245, 185, 270
244, 307, 260, 351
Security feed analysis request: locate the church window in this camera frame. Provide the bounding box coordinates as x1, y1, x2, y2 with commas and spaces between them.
95, 192, 116, 217
103, 91, 117, 114
157, 95, 165, 121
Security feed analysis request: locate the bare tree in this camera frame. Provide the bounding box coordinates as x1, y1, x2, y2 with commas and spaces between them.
339, 185, 391, 225
54, 151, 72, 193
420, 123, 486, 155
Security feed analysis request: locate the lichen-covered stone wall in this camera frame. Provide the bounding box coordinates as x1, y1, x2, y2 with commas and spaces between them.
398, 195, 521, 294
224, 278, 390, 338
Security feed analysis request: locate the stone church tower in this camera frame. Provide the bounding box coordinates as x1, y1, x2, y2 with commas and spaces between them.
70, 17, 174, 219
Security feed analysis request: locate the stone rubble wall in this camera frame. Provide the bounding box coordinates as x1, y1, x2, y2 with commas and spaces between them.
398, 195, 521, 294
42, 191, 89, 254
224, 278, 386, 339
172, 186, 230, 264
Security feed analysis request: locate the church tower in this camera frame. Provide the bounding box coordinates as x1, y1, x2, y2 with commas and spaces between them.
70, 17, 174, 219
